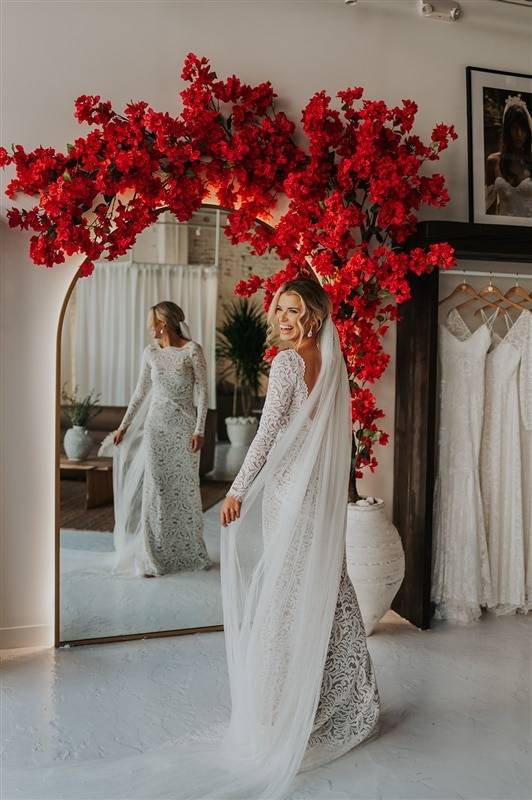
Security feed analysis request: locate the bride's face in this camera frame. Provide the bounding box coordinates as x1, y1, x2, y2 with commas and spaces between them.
510, 122, 527, 150
276, 292, 309, 344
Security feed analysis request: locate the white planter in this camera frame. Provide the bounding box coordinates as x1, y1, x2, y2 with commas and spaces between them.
64, 425, 92, 461
225, 416, 258, 447
345, 499, 405, 636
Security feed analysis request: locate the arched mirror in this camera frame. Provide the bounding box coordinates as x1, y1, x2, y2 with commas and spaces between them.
56, 205, 282, 645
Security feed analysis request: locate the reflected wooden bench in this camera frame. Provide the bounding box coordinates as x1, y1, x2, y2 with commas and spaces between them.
60, 457, 113, 510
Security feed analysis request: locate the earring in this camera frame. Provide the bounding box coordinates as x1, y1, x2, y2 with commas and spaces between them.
307, 327, 313, 338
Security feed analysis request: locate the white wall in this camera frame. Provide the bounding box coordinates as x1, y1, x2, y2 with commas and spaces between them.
1, 0, 531, 648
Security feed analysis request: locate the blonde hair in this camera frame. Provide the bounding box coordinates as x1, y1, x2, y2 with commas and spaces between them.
266, 278, 331, 350
147, 301, 188, 339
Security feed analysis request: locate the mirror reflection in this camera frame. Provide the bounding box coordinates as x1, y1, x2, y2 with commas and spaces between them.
59, 206, 281, 642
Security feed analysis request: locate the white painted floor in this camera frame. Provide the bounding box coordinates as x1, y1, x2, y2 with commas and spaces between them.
59, 503, 224, 641
2, 611, 530, 799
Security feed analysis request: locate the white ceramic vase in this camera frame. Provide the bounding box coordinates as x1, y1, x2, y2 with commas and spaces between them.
345, 499, 405, 635
225, 416, 258, 447
64, 425, 92, 461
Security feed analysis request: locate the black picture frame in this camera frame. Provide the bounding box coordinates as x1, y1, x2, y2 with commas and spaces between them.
466, 66, 532, 227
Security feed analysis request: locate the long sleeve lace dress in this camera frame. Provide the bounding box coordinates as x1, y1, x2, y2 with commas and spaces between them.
119, 341, 212, 575
226, 347, 380, 770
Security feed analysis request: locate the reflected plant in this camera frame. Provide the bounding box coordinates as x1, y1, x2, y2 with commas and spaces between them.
216, 299, 269, 417
61, 384, 102, 427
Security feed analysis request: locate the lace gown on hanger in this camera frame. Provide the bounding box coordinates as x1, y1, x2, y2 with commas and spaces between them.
516, 311, 532, 613
480, 310, 531, 615
227, 347, 380, 771
119, 341, 212, 575
431, 307, 494, 623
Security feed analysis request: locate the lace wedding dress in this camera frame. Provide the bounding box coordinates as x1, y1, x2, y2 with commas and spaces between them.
227, 346, 380, 770
115, 341, 212, 575
480, 309, 531, 615
516, 310, 532, 613
431, 307, 494, 623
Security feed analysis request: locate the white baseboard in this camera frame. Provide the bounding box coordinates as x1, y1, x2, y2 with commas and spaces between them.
0, 624, 53, 650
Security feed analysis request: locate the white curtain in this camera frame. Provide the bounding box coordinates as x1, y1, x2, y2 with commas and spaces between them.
70, 261, 218, 407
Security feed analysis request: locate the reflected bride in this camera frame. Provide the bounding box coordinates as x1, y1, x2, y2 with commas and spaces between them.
113, 301, 212, 577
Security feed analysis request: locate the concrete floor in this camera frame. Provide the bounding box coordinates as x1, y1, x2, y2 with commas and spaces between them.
2, 610, 530, 800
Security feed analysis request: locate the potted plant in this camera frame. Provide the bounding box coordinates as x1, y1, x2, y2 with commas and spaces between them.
61, 385, 102, 461
216, 299, 269, 448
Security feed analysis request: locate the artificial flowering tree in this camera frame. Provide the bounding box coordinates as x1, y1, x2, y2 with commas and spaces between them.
0, 53, 457, 499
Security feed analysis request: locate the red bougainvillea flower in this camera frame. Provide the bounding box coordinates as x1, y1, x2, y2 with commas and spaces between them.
0, 53, 457, 488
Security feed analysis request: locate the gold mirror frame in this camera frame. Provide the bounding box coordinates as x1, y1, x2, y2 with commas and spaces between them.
54, 204, 280, 647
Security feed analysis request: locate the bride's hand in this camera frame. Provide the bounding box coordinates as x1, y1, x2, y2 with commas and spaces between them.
113, 427, 127, 445
191, 434, 205, 452
221, 496, 241, 527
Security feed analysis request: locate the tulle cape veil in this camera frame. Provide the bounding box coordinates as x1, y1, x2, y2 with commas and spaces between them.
200, 312, 353, 798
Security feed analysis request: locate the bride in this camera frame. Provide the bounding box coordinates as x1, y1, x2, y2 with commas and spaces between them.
20, 278, 380, 800
213, 277, 380, 796
112, 301, 212, 577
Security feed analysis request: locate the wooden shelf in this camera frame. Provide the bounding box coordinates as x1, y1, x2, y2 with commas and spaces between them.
409, 220, 532, 264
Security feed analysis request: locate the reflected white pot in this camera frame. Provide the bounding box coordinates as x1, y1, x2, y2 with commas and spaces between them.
225, 416, 258, 447
345, 499, 405, 636
64, 425, 92, 461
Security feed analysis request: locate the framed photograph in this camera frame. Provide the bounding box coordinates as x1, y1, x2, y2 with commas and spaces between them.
466, 66, 532, 227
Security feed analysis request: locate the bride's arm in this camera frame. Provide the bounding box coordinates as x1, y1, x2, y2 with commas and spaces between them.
226, 351, 295, 501
190, 342, 208, 436
119, 347, 153, 431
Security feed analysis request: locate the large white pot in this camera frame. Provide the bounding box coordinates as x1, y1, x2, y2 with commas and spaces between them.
225, 416, 258, 447
64, 425, 92, 461
345, 499, 405, 635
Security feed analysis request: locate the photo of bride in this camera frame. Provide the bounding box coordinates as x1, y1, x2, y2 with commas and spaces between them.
467, 66, 532, 225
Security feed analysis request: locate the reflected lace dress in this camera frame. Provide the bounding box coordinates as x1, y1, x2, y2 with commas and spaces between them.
226, 347, 380, 771
480, 310, 532, 615
431, 308, 494, 623
119, 341, 212, 575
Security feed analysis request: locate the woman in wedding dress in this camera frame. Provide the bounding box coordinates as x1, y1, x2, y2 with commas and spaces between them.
486, 95, 532, 218
215, 277, 380, 793
112, 301, 212, 577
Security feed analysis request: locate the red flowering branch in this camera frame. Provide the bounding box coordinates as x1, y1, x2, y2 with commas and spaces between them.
0, 53, 457, 490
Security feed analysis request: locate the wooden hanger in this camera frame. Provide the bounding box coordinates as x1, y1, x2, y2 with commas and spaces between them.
504, 278, 531, 307
472, 278, 528, 317
438, 277, 480, 306
456, 278, 511, 314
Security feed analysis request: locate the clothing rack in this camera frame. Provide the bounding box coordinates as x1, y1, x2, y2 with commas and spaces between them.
442, 269, 532, 280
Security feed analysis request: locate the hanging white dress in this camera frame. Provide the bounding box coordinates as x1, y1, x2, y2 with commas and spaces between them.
431, 307, 494, 623
226, 346, 380, 771
114, 341, 212, 575
480, 309, 531, 615
517, 310, 532, 614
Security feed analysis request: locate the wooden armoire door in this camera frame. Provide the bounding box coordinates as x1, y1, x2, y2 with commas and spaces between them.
391, 270, 439, 629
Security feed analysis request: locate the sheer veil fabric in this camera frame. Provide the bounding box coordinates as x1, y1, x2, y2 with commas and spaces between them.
216, 313, 353, 797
